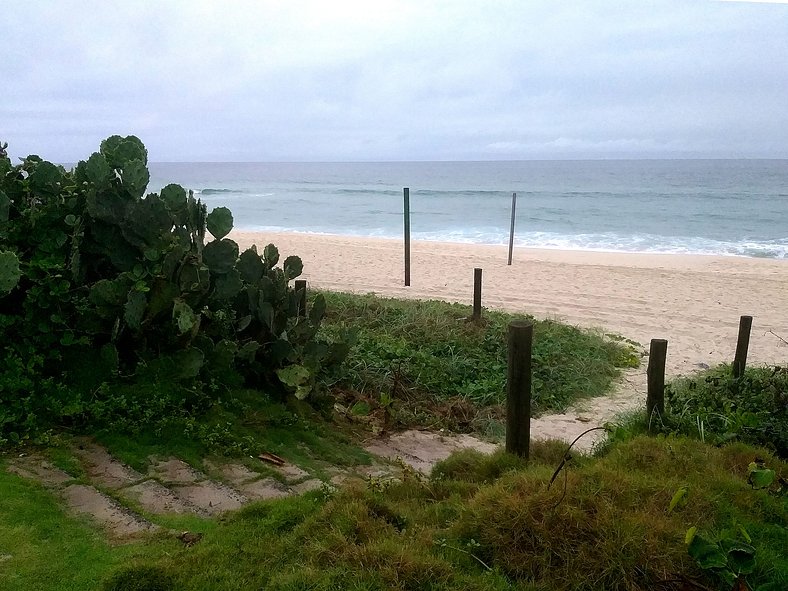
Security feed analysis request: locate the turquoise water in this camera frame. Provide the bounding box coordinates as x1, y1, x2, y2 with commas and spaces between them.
149, 160, 788, 258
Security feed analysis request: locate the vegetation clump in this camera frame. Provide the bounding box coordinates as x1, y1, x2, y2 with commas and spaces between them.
0, 137, 345, 445
320, 291, 639, 425
80, 437, 785, 591
662, 365, 788, 457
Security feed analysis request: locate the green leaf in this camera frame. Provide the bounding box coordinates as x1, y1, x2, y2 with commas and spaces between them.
721, 540, 756, 575
748, 463, 775, 489
0, 250, 21, 294
100, 135, 148, 168
213, 268, 243, 300
28, 161, 62, 196
283, 255, 303, 281
0, 190, 10, 222
124, 290, 147, 330
121, 159, 150, 199
350, 401, 371, 416
276, 364, 313, 399
309, 293, 326, 325
84, 152, 112, 189
171, 347, 204, 379
172, 299, 199, 335
668, 486, 688, 513
685, 526, 698, 545
206, 206, 234, 240
687, 534, 727, 570
237, 340, 260, 362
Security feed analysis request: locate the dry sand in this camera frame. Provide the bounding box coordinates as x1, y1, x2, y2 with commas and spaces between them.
232, 231, 788, 448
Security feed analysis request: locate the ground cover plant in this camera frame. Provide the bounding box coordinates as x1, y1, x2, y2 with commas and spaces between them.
319, 291, 639, 430
661, 365, 788, 458
2, 436, 785, 591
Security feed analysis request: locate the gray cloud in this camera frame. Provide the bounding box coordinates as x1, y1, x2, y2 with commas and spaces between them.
2, 0, 787, 161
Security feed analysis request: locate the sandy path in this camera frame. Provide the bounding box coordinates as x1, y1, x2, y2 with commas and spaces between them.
232, 231, 788, 448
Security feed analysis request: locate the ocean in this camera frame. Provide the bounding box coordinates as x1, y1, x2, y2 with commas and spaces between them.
148, 160, 788, 259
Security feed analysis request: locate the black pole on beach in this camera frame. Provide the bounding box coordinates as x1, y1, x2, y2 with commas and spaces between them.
472, 268, 483, 321
295, 279, 307, 317
506, 320, 532, 459
646, 338, 668, 426
733, 315, 753, 379
507, 192, 517, 266
404, 187, 411, 287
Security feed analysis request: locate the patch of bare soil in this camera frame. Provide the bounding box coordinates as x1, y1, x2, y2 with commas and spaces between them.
530, 367, 647, 451
62, 484, 155, 537
6, 456, 73, 487
364, 429, 498, 474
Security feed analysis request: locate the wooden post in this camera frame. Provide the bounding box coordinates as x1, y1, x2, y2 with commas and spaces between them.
646, 339, 668, 423
506, 320, 532, 458
507, 192, 517, 266
733, 315, 753, 379
472, 268, 482, 321
295, 279, 307, 317
404, 187, 411, 287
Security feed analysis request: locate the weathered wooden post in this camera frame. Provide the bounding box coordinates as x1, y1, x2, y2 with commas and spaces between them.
404, 187, 411, 287
295, 279, 307, 317
733, 315, 753, 378
472, 268, 482, 321
506, 320, 532, 458
646, 338, 668, 424
507, 192, 517, 266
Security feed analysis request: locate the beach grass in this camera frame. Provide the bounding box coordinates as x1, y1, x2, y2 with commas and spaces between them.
318, 291, 639, 430
5, 436, 783, 591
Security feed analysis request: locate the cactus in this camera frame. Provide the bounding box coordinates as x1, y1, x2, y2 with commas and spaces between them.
283, 255, 303, 281
203, 238, 239, 275
0, 191, 10, 222
0, 250, 20, 294
0, 134, 350, 443
237, 246, 264, 282
100, 135, 148, 169
263, 243, 279, 269
124, 290, 147, 331
206, 206, 233, 240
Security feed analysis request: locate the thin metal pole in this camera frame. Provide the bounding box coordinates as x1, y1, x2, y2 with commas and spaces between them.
507, 192, 517, 265
404, 187, 410, 287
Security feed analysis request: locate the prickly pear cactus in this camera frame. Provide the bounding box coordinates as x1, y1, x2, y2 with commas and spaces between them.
0, 250, 20, 294
0, 134, 349, 442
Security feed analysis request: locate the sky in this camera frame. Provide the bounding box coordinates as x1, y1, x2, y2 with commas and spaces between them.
2, 0, 788, 162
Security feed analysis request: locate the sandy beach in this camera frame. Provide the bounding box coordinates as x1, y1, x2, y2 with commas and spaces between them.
232, 230, 788, 446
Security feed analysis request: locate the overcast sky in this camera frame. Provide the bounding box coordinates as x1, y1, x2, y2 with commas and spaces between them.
2, 1, 788, 162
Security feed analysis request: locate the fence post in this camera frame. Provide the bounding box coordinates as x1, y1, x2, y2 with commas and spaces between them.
507, 192, 517, 266
646, 339, 668, 425
472, 268, 482, 321
732, 315, 753, 379
506, 320, 532, 458
295, 279, 307, 317
404, 187, 411, 287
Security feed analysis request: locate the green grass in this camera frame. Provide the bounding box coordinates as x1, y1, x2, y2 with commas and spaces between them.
6, 437, 781, 591
319, 291, 639, 428
89, 388, 374, 478
0, 462, 171, 591
603, 364, 788, 459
